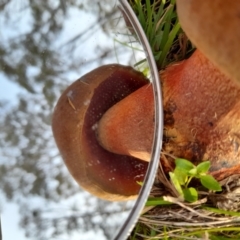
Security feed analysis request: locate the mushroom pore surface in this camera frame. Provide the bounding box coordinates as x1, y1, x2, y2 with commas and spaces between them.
52, 64, 150, 201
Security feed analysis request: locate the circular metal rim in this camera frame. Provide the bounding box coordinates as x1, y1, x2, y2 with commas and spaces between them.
114, 0, 164, 239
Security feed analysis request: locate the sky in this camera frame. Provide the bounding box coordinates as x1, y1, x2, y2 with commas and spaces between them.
0, 77, 27, 240
0, 1, 146, 240
0, 3, 105, 240
1, 195, 27, 240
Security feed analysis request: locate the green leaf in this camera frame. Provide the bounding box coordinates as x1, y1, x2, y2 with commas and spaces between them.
173, 167, 188, 185
146, 197, 172, 206
200, 175, 222, 191
175, 158, 195, 171
146, 0, 153, 38
196, 161, 210, 174
203, 207, 240, 217
183, 187, 198, 202
158, 21, 181, 68
159, 4, 174, 51
169, 172, 183, 196
136, 181, 143, 186
188, 167, 197, 176
210, 235, 234, 240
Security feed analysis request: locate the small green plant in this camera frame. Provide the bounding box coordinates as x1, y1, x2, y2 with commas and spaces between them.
129, 0, 187, 69
169, 158, 222, 202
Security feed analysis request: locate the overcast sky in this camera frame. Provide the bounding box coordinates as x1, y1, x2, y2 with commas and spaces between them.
0, 1, 148, 239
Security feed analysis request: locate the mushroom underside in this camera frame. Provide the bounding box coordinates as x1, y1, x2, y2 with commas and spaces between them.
52, 64, 151, 201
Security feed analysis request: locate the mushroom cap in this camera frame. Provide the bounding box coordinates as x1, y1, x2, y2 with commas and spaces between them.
97, 84, 154, 162
52, 64, 149, 201
176, 0, 240, 83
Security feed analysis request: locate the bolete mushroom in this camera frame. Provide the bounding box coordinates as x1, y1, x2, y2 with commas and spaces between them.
53, 1, 240, 201
52, 64, 150, 201
97, 84, 154, 162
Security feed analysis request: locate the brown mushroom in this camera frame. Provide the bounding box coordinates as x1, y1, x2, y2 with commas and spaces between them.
53, 2, 240, 201
52, 64, 150, 201
176, 0, 240, 83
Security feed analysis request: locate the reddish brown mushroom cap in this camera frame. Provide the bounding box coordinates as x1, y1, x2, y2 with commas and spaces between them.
52, 64, 149, 201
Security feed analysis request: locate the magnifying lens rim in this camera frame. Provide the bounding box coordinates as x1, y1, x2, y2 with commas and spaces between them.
114, 0, 163, 239
0, 217, 2, 240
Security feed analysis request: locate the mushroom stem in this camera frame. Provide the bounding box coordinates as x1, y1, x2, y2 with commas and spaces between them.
97, 84, 154, 162
97, 49, 240, 180
162, 50, 240, 179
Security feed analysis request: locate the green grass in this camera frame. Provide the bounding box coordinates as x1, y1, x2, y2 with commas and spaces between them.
128, 155, 240, 239
128, 0, 194, 70
129, 200, 240, 239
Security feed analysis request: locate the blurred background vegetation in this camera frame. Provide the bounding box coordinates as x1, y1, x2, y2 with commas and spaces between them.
0, 1, 136, 239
